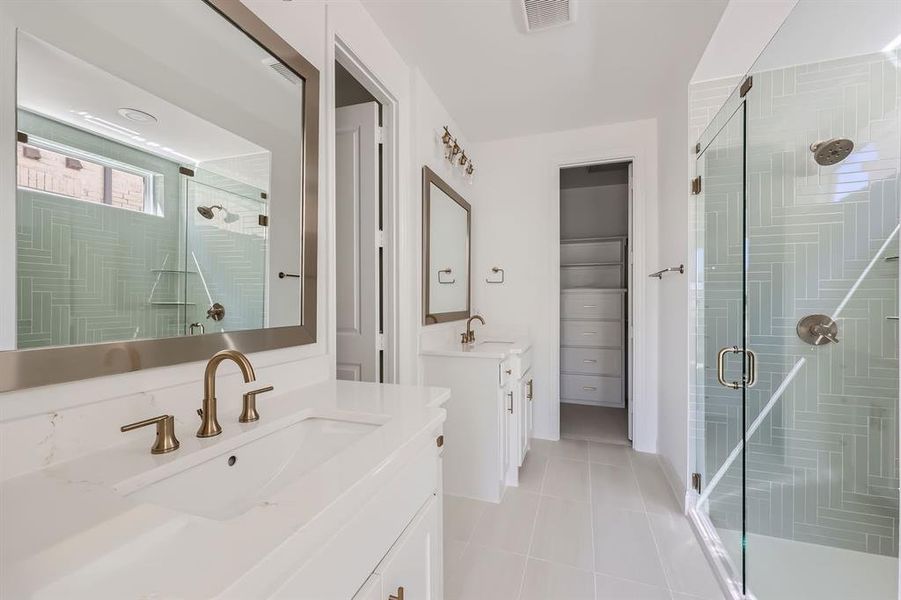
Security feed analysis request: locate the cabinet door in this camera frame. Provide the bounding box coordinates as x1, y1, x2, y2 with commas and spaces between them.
377, 494, 442, 600
353, 574, 382, 600
518, 372, 532, 462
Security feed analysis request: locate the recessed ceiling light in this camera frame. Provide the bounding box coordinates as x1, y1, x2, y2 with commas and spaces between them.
117, 107, 158, 124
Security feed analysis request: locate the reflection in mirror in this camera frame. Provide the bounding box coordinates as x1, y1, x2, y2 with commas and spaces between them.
8, 1, 304, 351
422, 167, 470, 324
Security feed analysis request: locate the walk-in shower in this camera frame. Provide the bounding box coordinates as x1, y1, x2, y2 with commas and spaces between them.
689, 2, 901, 598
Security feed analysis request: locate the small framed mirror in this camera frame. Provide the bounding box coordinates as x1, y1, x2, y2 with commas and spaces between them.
422, 167, 470, 324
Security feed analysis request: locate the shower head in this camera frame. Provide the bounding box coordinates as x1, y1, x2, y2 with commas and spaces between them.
196, 204, 223, 220
810, 138, 854, 166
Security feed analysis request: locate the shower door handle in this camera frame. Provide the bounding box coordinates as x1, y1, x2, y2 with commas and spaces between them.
716, 346, 758, 389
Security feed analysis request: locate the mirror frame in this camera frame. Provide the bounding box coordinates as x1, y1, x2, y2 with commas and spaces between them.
422, 166, 471, 325
0, 0, 319, 392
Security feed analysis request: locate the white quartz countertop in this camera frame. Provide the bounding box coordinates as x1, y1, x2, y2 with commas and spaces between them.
0, 380, 448, 599
419, 335, 532, 360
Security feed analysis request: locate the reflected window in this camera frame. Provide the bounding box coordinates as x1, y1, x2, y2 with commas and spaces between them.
16, 138, 155, 215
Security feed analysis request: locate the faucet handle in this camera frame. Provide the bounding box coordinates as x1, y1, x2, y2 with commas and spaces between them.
121, 415, 180, 455
240, 385, 274, 423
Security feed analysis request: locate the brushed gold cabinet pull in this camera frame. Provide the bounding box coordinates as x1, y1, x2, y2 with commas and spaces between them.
389, 587, 404, 600
507, 391, 514, 413
527, 379, 533, 401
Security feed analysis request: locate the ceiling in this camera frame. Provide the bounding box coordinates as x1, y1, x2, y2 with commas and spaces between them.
362, 0, 728, 142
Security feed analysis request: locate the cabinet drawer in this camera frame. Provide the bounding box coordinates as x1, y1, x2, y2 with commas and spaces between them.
561, 292, 623, 320
561, 374, 622, 404
561, 320, 622, 348
560, 347, 622, 376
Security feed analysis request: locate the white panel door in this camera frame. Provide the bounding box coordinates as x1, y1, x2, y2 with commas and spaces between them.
626, 161, 634, 441
336, 102, 379, 382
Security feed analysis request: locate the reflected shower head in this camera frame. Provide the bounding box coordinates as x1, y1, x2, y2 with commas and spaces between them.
196, 204, 223, 219
810, 138, 854, 166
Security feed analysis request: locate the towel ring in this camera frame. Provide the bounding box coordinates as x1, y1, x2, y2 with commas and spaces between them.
438, 268, 455, 284
486, 267, 505, 284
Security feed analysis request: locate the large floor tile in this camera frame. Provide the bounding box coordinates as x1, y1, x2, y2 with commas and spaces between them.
444, 539, 468, 582
518, 451, 548, 493
589, 441, 633, 468
595, 573, 672, 600
593, 507, 668, 588
630, 451, 681, 515
529, 495, 594, 571
542, 456, 590, 502
530, 437, 589, 461
445, 544, 526, 600
590, 463, 644, 511
444, 494, 489, 542
519, 559, 595, 600
647, 511, 722, 600
470, 488, 540, 554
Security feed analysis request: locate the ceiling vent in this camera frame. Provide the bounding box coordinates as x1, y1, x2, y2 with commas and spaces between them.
261, 57, 302, 85
521, 0, 575, 33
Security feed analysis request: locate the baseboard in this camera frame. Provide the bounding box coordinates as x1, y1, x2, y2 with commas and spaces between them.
657, 453, 687, 513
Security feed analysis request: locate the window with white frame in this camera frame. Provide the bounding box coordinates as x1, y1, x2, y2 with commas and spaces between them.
16, 136, 157, 215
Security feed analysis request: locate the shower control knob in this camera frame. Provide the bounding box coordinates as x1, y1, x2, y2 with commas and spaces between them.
797, 314, 839, 346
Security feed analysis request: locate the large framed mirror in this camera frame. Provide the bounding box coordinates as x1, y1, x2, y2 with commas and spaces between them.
0, 0, 319, 391
422, 167, 470, 324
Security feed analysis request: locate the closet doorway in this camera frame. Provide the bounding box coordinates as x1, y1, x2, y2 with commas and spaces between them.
558, 161, 632, 445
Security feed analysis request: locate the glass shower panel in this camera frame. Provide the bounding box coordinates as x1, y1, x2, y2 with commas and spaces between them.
743, 48, 900, 599
693, 102, 747, 589
185, 176, 268, 334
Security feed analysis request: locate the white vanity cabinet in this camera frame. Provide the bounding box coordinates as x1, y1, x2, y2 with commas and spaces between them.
422, 341, 532, 502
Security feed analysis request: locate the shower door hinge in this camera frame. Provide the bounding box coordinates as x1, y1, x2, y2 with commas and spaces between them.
740, 76, 753, 98
258, 215, 269, 227
17, 131, 28, 143
694, 142, 701, 154
178, 166, 195, 177
691, 472, 702, 493
691, 176, 702, 195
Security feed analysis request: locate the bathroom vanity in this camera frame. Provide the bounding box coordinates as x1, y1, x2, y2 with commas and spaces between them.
0, 381, 448, 599
421, 335, 533, 502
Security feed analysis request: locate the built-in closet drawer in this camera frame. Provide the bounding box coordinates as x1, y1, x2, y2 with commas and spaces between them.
560, 347, 622, 376
561, 374, 622, 404
561, 291, 623, 320
561, 320, 622, 348
560, 239, 622, 265
560, 265, 622, 289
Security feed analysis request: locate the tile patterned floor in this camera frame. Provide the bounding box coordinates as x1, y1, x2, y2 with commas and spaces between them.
560, 404, 630, 445
444, 438, 724, 600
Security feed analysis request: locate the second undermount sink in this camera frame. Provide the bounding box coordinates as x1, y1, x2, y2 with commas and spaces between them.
116, 415, 382, 520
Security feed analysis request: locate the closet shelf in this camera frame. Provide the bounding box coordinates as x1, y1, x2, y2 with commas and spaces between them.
561, 287, 626, 292
561, 236, 627, 244
561, 262, 623, 268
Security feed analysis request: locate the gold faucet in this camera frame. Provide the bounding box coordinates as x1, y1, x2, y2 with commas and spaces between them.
197, 349, 256, 438
465, 315, 485, 344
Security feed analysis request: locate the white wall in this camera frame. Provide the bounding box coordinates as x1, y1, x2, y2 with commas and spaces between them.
470, 120, 659, 451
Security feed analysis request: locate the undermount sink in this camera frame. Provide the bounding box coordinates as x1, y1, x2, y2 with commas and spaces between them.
117, 416, 381, 520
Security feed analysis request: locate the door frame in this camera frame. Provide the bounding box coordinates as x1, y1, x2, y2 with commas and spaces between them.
551, 154, 650, 451
333, 38, 399, 383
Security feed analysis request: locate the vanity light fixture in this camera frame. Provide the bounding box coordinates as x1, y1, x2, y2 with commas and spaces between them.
438, 124, 476, 181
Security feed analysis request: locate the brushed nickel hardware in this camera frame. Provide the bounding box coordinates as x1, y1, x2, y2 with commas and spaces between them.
716, 346, 758, 388
739, 76, 753, 98
691, 472, 702, 493
885, 256, 898, 261
649, 264, 684, 279
582, 386, 597, 391
466, 314, 485, 343
121, 415, 180, 454
17, 131, 28, 143
527, 379, 533, 401
206, 302, 225, 321
582, 304, 597, 308
691, 176, 702, 195
258, 214, 269, 226
716, 346, 741, 389
278, 271, 300, 279
694, 142, 701, 154
389, 587, 404, 600
436, 434, 444, 447
887, 316, 899, 321
486, 266, 505, 284
797, 314, 839, 345
189, 322, 205, 335
505, 369, 513, 375
240, 385, 274, 423
810, 138, 854, 166
198, 349, 257, 438
179, 166, 195, 177
507, 391, 514, 413
260, 192, 267, 200
437, 268, 455, 284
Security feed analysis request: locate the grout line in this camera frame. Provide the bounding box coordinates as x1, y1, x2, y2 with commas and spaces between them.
629, 451, 676, 595
588, 447, 598, 600
514, 456, 548, 600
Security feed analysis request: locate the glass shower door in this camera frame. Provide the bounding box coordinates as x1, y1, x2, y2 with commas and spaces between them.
692, 100, 748, 593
